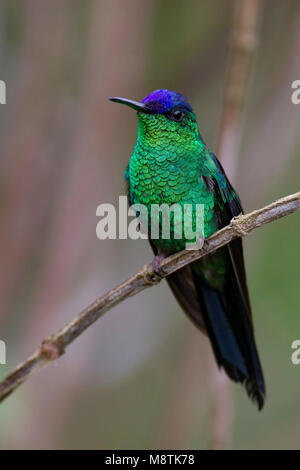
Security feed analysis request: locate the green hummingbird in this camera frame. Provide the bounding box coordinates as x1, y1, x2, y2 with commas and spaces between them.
109, 89, 265, 409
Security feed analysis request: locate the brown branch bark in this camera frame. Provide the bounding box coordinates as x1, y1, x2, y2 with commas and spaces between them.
0, 191, 299, 403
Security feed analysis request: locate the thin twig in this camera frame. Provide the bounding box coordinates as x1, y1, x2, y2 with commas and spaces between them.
0, 191, 299, 403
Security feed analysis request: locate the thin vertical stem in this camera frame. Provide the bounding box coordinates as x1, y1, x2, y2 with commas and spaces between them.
216, 0, 263, 182
210, 0, 263, 450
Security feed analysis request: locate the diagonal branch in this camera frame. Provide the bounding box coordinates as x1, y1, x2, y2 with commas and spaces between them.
0, 191, 299, 403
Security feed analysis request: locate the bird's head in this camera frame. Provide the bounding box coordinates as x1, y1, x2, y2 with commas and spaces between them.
109, 89, 201, 144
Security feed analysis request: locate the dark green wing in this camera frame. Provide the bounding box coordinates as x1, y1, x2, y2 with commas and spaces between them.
203, 155, 252, 319
198, 154, 265, 408
164, 154, 265, 409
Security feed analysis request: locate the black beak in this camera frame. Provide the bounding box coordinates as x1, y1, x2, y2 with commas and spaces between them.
109, 97, 154, 114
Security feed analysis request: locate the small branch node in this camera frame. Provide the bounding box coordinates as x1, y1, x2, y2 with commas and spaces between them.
142, 264, 162, 285
40, 340, 64, 361
230, 215, 249, 237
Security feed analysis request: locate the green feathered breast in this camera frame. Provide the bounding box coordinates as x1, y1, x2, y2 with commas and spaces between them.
126, 113, 220, 252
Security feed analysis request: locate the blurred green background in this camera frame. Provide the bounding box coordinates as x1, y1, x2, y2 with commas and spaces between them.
0, 0, 300, 450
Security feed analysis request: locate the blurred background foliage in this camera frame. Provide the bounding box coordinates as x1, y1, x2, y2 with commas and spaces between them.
0, 0, 299, 450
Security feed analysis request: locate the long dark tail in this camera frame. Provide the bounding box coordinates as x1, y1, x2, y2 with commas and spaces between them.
191, 255, 265, 410
165, 244, 265, 410
151, 237, 265, 409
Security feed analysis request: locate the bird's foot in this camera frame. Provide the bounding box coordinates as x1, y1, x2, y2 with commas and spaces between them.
230, 215, 248, 237
152, 253, 166, 277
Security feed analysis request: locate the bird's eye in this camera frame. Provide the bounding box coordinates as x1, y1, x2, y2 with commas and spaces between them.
171, 109, 185, 122
167, 109, 185, 122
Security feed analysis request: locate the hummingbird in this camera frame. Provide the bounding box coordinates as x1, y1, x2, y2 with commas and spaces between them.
109, 89, 265, 409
